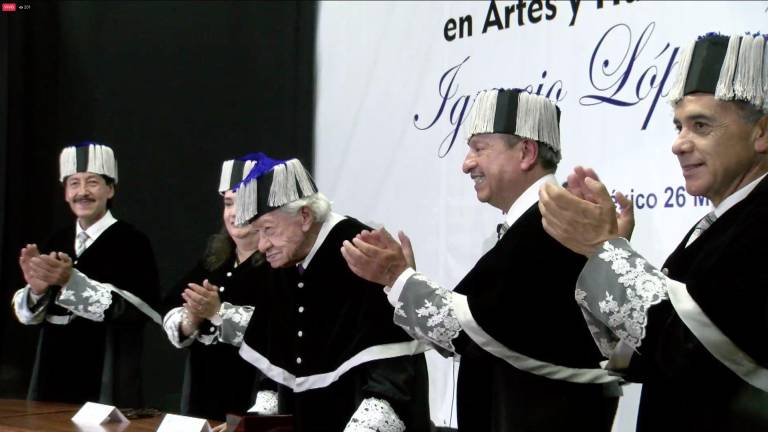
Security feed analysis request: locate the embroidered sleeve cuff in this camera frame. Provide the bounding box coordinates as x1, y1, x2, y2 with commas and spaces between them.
12, 286, 47, 324
55, 269, 114, 322
575, 238, 668, 359
248, 390, 279, 415
343, 398, 405, 432
162, 307, 196, 348
387, 267, 416, 306
391, 272, 462, 353
217, 302, 254, 347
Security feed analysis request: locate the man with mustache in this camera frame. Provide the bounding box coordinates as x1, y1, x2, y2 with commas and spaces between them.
12, 142, 161, 408
538, 33, 768, 430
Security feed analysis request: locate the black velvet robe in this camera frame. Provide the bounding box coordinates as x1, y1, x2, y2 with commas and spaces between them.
27, 220, 160, 408
452, 204, 618, 432
629, 175, 768, 431
240, 217, 431, 432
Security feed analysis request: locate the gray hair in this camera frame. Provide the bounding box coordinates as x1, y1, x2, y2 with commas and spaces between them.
501, 135, 561, 172
733, 100, 767, 125
279, 192, 332, 223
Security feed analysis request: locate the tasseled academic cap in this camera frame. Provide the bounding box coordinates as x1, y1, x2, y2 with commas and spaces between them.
59, 142, 118, 183
232, 154, 318, 226
669, 32, 767, 110
464, 88, 561, 161
218, 153, 263, 194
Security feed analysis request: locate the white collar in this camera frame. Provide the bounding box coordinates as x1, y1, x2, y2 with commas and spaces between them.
504, 173, 557, 227
713, 172, 768, 218
76, 210, 118, 243
300, 212, 346, 270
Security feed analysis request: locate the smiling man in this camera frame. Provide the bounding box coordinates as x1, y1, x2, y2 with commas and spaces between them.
12, 142, 161, 407
538, 33, 768, 430
219, 153, 430, 432
342, 89, 620, 432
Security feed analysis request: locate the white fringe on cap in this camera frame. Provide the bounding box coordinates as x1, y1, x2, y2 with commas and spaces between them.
234, 178, 258, 227
96, 145, 118, 183
732, 35, 765, 108
88, 145, 98, 177
218, 160, 234, 193
763, 38, 768, 112
58, 144, 118, 183
219, 160, 258, 193
267, 159, 316, 207
463, 89, 499, 140
715, 35, 742, 101
59, 147, 76, 182
667, 40, 695, 105
515, 92, 561, 153
234, 158, 317, 226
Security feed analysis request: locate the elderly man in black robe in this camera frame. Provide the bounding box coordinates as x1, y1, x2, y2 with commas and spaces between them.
203, 153, 431, 432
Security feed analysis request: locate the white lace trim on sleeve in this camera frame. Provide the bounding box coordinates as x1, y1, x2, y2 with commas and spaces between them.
248, 390, 279, 415
575, 239, 668, 358
56, 269, 113, 322
393, 272, 462, 353
217, 302, 254, 346
343, 398, 405, 432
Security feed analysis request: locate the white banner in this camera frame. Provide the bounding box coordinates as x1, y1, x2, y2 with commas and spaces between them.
315, 1, 768, 429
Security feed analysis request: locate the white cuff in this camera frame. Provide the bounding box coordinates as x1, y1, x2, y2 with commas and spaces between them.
387, 267, 416, 307
162, 307, 196, 348
344, 398, 405, 432
12, 286, 47, 324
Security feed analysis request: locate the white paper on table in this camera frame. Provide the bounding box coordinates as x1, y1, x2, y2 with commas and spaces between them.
156, 413, 212, 432
71, 401, 129, 425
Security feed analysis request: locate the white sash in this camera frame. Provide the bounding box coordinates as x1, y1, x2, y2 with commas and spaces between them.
667, 279, 768, 392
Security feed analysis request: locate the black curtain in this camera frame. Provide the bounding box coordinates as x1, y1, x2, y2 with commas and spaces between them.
0, 0, 316, 410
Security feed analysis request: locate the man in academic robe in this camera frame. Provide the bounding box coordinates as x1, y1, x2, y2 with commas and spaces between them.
538, 33, 768, 431
200, 153, 431, 431
12, 142, 161, 407
342, 89, 620, 431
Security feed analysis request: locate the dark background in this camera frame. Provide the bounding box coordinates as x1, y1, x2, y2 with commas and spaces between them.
0, 0, 316, 410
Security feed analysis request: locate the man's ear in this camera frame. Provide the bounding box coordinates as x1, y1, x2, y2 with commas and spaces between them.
299, 206, 315, 232
753, 114, 768, 153
520, 139, 539, 171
